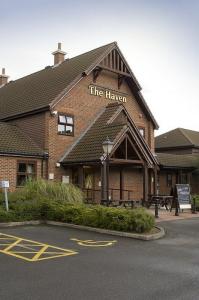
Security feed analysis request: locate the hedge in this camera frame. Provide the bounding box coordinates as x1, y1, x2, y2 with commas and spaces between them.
0, 199, 155, 233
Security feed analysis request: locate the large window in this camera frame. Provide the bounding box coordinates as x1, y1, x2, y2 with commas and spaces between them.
58, 114, 74, 135
17, 161, 36, 186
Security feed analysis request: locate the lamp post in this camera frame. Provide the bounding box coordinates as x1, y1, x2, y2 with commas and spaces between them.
102, 137, 114, 205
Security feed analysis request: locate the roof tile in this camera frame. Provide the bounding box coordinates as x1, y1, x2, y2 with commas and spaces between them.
0, 122, 45, 157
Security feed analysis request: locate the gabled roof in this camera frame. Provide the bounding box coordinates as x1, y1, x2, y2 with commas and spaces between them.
61, 103, 158, 167
0, 122, 45, 157
157, 153, 199, 169
0, 42, 158, 128
155, 128, 199, 150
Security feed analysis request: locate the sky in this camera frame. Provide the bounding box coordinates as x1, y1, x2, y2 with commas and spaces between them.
0, 0, 198, 135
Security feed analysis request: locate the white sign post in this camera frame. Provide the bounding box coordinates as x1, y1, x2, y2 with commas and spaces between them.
0, 181, 9, 212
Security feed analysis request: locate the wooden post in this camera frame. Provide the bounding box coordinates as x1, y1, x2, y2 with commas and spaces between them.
101, 161, 107, 202
153, 166, 158, 196
148, 169, 151, 196
143, 164, 148, 204
101, 164, 104, 202
107, 158, 110, 203
78, 166, 84, 189
120, 168, 124, 200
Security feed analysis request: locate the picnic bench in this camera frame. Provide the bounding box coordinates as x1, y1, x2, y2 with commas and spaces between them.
101, 199, 141, 208
147, 195, 174, 211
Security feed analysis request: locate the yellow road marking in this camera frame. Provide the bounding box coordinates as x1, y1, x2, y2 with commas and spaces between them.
32, 244, 49, 261
0, 233, 78, 262
71, 238, 117, 247
3, 238, 23, 252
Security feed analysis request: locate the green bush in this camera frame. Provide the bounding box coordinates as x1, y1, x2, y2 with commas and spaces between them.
0, 207, 15, 222
192, 195, 199, 209
46, 203, 154, 233
0, 201, 154, 233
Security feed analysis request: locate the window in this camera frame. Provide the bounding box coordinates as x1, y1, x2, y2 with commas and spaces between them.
17, 161, 36, 186
139, 127, 145, 138
167, 173, 172, 187
58, 114, 74, 135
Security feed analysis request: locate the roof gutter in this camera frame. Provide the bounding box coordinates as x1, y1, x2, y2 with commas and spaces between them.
0, 152, 48, 159
0, 106, 49, 121
159, 165, 196, 170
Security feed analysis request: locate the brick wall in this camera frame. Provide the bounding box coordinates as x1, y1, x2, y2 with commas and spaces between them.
46, 70, 155, 181
158, 170, 194, 195
0, 156, 43, 191
158, 170, 176, 195
91, 166, 144, 202
1, 67, 156, 193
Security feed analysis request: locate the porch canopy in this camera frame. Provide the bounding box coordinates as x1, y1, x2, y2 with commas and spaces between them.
60, 103, 159, 202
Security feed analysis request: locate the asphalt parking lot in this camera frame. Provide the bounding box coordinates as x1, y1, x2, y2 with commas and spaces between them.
1, 219, 199, 300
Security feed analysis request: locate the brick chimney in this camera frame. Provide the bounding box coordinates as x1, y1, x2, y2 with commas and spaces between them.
0, 68, 9, 86
52, 43, 66, 65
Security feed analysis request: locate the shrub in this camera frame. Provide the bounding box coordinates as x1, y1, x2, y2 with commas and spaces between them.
46, 203, 155, 233
6, 179, 84, 205
0, 207, 15, 222
192, 195, 199, 209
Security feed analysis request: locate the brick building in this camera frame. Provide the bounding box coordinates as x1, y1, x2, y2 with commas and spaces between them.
156, 128, 199, 195
0, 42, 159, 202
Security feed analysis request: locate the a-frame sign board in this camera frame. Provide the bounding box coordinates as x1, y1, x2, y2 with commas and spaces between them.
175, 184, 191, 210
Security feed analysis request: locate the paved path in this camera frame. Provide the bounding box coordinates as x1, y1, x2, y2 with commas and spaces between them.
150, 207, 199, 222
0, 220, 199, 300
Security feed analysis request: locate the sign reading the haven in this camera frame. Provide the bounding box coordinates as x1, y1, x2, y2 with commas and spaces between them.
89, 85, 127, 103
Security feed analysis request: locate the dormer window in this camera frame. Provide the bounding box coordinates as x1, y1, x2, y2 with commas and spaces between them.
58, 114, 74, 136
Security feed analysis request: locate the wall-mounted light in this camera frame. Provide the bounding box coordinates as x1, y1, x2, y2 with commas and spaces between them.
51, 110, 58, 116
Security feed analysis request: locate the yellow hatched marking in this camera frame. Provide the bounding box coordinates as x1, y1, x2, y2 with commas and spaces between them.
3, 238, 23, 252
0, 233, 78, 262
32, 245, 49, 261
71, 238, 117, 247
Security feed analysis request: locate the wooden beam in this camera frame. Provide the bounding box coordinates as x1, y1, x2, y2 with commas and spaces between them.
143, 164, 149, 203
117, 52, 120, 70
113, 50, 116, 69
93, 68, 102, 83
120, 168, 124, 200
118, 75, 124, 89
153, 166, 158, 195
126, 135, 144, 162
121, 59, 124, 72
125, 137, 127, 160
110, 158, 143, 165
97, 65, 131, 77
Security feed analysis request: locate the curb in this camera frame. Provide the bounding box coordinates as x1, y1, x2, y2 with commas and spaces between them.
0, 220, 165, 240
0, 220, 43, 227
46, 221, 165, 240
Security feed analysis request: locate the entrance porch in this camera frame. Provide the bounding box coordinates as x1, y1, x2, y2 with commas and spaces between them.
60, 103, 159, 206
68, 161, 157, 205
